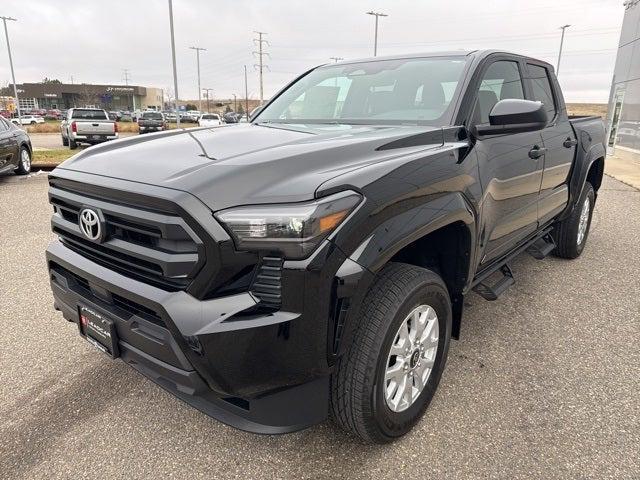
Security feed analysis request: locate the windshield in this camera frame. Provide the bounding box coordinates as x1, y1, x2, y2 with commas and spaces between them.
256, 56, 468, 125
142, 112, 163, 119
72, 109, 108, 120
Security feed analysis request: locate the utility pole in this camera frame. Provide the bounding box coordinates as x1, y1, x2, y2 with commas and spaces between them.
202, 88, 213, 113
189, 46, 207, 111
366, 11, 388, 57
557, 24, 571, 76
122, 68, 131, 85
329, 57, 344, 63
70, 75, 74, 84
167, 0, 180, 126
1, 16, 21, 121
253, 31, 269, 105
244, 65, 249, 120
232, 94, 237, 112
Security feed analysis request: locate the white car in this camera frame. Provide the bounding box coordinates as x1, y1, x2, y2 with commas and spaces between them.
11, 115, 45, 125
198, 113, 223, 127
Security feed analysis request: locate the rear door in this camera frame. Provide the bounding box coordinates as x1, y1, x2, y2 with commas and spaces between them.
525, 61, 575, 225
470, 57, 545, 267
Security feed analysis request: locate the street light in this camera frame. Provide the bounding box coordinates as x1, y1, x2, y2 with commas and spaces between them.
167, 0, 180, 126
557, 24, 571, 76
366, 11, 388, 57
189, 46, 207, 112
1, 15, 21, 122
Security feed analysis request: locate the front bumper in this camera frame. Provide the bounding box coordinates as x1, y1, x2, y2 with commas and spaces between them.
46, 239, 330, 434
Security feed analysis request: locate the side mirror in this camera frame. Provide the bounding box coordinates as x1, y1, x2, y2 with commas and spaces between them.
474, 99, 547, 136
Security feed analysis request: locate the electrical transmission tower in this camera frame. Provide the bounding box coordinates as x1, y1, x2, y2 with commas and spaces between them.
122, 69, 131, 85
253, 31, 269, 105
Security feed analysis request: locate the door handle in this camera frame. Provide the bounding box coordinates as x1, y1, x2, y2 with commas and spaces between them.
563, 137, 577, 148
528, 146, 547, 159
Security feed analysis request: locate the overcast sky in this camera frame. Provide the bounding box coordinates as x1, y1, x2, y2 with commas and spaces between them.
0, 0, 626, 103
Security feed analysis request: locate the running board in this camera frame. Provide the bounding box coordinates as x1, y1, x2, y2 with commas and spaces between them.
526, 233, 556, 260
472, 264, 514, 301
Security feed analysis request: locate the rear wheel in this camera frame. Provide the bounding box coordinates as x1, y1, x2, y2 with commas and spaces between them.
14, 147, 31, 175
330, 263, 452, 443
61, 135, 69, 146
552, 182, 595, 259
69, 138, 78, 150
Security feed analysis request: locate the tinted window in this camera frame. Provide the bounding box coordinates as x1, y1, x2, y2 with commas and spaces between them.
71, 109, 108, 120
202, 114, 219, 119
258, 57, 468, 125
528, 64, 556, 119
142, 112, 163, 119
474, 60, 525, 124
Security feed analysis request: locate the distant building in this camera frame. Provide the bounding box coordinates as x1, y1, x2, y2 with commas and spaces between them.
13, 83, 163, 111
607, 0, 640, 161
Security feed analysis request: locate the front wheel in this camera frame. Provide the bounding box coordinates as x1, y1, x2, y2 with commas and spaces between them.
330, 263, 452, 443
14, 146, 31, 175
552, 182, 595, 259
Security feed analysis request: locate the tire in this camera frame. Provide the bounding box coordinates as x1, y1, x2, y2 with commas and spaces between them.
330, 262, 452, 444
552, 182, 595, 259
14, 146, 31, 175
61, 135, 69, 147
69, 138, 78, 150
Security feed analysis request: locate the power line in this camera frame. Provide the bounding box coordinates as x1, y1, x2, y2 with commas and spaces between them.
253, 31, 270, 105
189, 46, 207, 111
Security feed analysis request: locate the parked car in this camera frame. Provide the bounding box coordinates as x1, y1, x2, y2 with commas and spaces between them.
198, 113, 223, 127
163, 111, 177, 122
108, 111, 122, 121
107, 112, 118, 121
45, 50, 605, 443
179, 112, 197, 123
223, 112, 240, 123
0, 116, 32, 175
45, 109, 62, 120
11, 115, 45, 125
60, 108, 118, 149
138, 111, 167, 134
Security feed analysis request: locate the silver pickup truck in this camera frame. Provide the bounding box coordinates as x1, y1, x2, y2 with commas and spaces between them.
61, 108, 118, 149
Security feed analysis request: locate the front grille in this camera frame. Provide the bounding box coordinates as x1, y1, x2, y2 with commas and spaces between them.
251, 256, 283, 306
49, 179, 204, 291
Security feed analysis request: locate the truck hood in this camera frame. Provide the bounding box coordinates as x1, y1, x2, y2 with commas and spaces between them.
56, 123, 445, 210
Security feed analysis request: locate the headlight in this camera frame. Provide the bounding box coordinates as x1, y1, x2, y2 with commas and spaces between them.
215, 191, 362, 259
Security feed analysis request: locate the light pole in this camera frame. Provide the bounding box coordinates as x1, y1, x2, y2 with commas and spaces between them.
366, 11, 387, 57
233, 94, 237, 112
1, 16, 21, 122
244, 65, 249, 120
557, 24, 571, 76
189, 46, 207, 112
203, 88, 213, 113
167, 0, 180, 126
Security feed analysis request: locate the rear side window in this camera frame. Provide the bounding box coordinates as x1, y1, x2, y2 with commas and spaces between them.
527, 64, 556, 120
72, 109, 108, 120
474, 60, 525, 124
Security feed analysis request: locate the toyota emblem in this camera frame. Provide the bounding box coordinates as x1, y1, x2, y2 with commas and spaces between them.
79, 208, 103, 241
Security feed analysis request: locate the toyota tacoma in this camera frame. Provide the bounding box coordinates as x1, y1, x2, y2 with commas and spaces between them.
46, 50, 605, 443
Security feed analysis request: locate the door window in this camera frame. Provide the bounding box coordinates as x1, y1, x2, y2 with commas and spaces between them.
473, 60, 525, 124
527, 64, 556, 120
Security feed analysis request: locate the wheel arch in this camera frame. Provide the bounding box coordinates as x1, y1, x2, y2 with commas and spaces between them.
331, 197, 476, 358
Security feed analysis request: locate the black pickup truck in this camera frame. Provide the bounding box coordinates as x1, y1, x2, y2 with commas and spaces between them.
46, 50, 605, 443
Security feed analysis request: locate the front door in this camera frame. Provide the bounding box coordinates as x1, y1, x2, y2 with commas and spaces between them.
471, 59, 545, 267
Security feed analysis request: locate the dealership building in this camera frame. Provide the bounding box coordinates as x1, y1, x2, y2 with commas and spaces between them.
14, 83, 164, 111
607, 0, 640, 162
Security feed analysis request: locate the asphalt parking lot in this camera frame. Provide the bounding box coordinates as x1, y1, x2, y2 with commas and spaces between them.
0, 172, 638, 479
